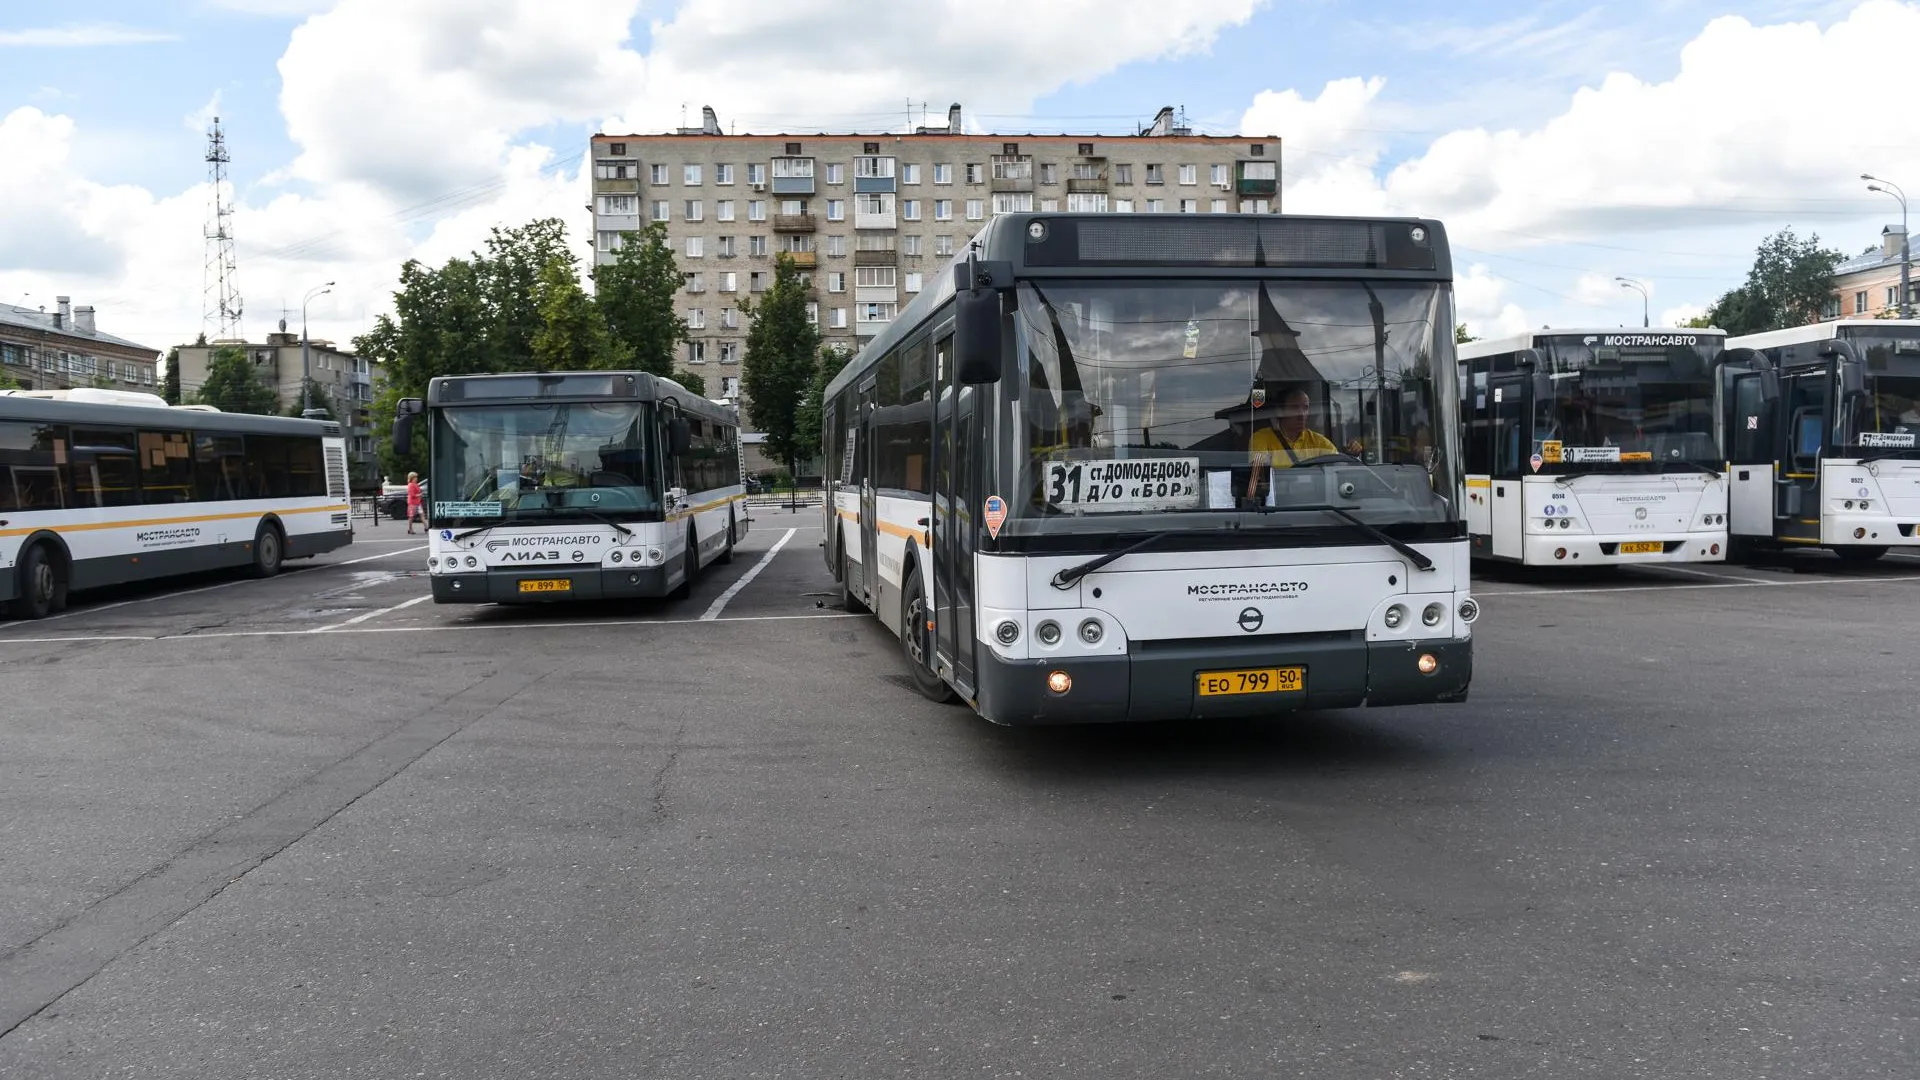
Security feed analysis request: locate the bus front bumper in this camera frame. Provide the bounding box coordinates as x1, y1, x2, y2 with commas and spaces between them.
1521, 532, 1726, 564
971, 636, 1472, 725
429, 566, 669, 603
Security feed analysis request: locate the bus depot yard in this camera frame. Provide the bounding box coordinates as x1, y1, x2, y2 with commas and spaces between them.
0, 516, 1916, 1077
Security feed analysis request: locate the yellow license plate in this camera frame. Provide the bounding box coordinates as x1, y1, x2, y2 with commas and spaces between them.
1197, 667, 1305, 697
1618, 541, 1663, 554
517, 578, 571, 593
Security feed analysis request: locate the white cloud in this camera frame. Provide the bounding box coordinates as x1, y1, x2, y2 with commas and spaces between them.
1455, 266, 1532, 340
0, 23, 180, 47
1659, 303, 1705, 327
185, 91, 223, 136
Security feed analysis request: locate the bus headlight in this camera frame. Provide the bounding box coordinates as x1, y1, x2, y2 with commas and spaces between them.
1078, 618, 1103, 644
466, 556, 478, 568
610, 550, 622, 563
1383, 604, 1407, 629
1422, 602, 1444, 627
1457, 597, 1480, 623
995, 620, 1021, 645
1035, 620, 1062, 646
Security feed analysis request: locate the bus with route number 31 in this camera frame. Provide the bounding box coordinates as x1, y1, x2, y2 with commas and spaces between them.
820, 212, 1479, 724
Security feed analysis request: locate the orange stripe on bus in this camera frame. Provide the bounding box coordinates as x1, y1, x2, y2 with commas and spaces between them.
0, 504, 350, 539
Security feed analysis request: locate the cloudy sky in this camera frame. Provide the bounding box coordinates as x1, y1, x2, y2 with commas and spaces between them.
1, 0, 1914, 355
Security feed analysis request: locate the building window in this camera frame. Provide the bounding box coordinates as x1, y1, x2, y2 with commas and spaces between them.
966, 199, 985, 221
826, 234, 846, 257
684, 164, 702, 185
749, 235, 768, 256
717, 200, 735, 222
772, 157, 814, 178
651, 164, 669, 184
1113, 199, 1134, 213
597, 230, 623, 251
610, 142, 627, 156
684, 200, 703, 222
856, 267, 896, 288
855, 156, 895, 178
595, 160, 635, 179
825, 163, 844, 184
856, 193, 892, 216
901, 199, 922, 221
685, 273, 705, 293
933, 163, 952, 184
1179, 199, 1198, 213
855, 232, 894, 251
785, 142, 802, 155
1072, 163, 1102, 181
748, 200, 766, 222
715, 163, 734, 185
717, 236, 735, 258
688, 342, 706, 364
806, 301, 819, 325
720, 347, 739, 368
1114, 164, 1132, 185
686, 236, 704, 257
934, 235, 954, 256
785, 233, 815, 253
1251, 143, 1266, 156
904, 272, 923, 294
687, 308, 705, 329
901, 163, 920, 185
720, 271, 737, 292
1242, 161, 1277, 181
650, 200, 670, 221
1066, 193, 1106, 213
992, 156, 1031, 180
902, 234, 921, 256
1039, 163, 1058, 185
859, 303, 897, 323
1856, 291, 1869, 314
1078, 142, 1094, 155
597, 194, 637, 215
992, 193, 1033, 213
934, 199, 953, 221
827, 272, 845, 292
966, 163, 984, 184
747, 163, 766, 185
1178, 164, 1198, 185
717, 307, 735, 329
1241, 199, 1271, 214
1210, 164, 1229, 185
1039, 198, 1059, 212
831, 307, 848, 329
1146, 198, 1165, 213
827, 199, 846, 221
750, 272, 768, 292
1145, 164, 1164, 185
1210, 198, 1228, 213
778, 198, 808, 216
1888, 287, 1899, 308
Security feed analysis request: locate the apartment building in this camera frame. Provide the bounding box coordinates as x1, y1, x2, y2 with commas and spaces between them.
173, 326, 384, 485
1827, 224, 1917, 318
588, 103, 1282, 448
0, 296, 161, 392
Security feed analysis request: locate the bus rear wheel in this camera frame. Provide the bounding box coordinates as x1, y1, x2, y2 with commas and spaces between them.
671, 525, 699, 600
900, 563, 954, 703
718, 515, 736, 565
1834, 545, 1887, 564
249, 522, 284, 578
14, 543, 67, 620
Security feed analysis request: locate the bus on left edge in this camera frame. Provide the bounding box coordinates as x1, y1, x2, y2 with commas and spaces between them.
1, 387, 354, 619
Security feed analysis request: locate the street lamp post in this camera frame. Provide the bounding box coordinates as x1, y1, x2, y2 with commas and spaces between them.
1862, 174, 1911, 319
301, 282, 335, 418
1615, 277, 1650, 327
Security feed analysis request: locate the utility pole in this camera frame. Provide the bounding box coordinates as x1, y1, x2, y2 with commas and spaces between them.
1615, 277, 1650, 327
1863, 174, 1911, 318
202, 117, 243, 340
302, 282, 334, 418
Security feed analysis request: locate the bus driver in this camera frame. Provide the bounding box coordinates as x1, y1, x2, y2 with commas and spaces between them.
1246, 387, 1340, 502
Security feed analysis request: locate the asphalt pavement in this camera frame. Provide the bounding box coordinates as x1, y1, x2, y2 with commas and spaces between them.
1, 516, 1916, 1078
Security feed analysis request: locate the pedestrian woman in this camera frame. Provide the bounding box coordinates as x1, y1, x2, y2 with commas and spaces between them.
406, 471, 424, 534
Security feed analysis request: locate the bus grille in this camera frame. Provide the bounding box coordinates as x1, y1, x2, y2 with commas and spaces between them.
325, 446, 349, 499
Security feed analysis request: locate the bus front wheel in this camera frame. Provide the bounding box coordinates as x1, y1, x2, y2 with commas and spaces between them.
900, 563, 955, 703
249, 522, 284, 578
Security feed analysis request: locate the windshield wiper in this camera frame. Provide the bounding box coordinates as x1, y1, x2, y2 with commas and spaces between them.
1242, 503, 1435, 572
452, 524, 496, 541
560, 505, 635, 537
1050, 532, 1168, 590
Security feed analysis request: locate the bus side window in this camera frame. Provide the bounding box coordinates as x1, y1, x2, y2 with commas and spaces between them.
138, 430, 194, 503
1790, 409, 1824, 465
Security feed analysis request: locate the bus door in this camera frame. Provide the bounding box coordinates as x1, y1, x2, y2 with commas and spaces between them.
1776, 366, 1830, 541
856, 376, 880, 606
933, 333, 976, 694
1721, 364, 1775, 539
1488, 373, 1530, 559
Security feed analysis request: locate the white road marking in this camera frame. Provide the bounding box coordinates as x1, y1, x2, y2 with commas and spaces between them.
0, 610, 863, 645
331, 545, 427, 566
1636, 564, 1777, 585
312, 594, 433, 631
1478, 573, 1920, 598
28, 576, 260, 623
700, 527, 797, 621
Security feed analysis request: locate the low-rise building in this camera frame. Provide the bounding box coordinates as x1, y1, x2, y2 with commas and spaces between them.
0, 296, 161, 392
172, 325, 383, 486
1828, 225, 1916, 318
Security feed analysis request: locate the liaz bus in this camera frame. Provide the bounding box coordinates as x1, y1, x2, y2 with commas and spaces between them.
1458, 328, 1730, 566
821, 212, 1478, 724
1720, 319, 1920, 562
1, 387, 352, 619
392, 370, 746, 604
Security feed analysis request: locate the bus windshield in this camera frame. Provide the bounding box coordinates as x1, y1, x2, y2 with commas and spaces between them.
1845, 328, 1920, 455
429, 401, 659, 525
1531, 335, 1722, 470
1010, 279, 1454, 534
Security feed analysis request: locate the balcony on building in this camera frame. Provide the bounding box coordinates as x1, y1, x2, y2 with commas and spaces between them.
594, 177, 640, 195
854, 155, 897, 195
853, 243, 898, 267
771, 157, 815, 195
1237, 161, 1279, 196
785, 251, 819, 269
991, 156, 1034, 193
1066, 160, 1109, 194
773, 213, 817, 233
854, 210, 897, 230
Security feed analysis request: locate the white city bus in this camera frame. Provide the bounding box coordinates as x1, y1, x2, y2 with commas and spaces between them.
822, 213, 1478, 724
1720, 319, 1920, 562
1, 388, 353, 619
1459, 328, 1729, 566
393, 371, 747, 604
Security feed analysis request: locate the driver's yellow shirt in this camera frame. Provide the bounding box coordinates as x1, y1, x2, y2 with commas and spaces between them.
1250, 426, 1338, 468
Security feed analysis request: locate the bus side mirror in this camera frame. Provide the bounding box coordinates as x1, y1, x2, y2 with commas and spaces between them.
668, 418, 691, 456
392, 397, 423, 455
954, 287, 1002, 384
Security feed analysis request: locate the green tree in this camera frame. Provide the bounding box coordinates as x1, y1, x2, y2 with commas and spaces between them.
356, 255, 493, 479
670, 368, 707, 397
0, 370, 21, 391
532, 257, 631, 371
1706, 227, 1845, 335
284, 377, 338, 419
741, 254, 822, 484
1680, 313, 1716, 328
1454, 323, 1476, 344
161, 347, 181, 404
195, 345, 280, 414
795, 343, 853, 460
593, 223, 687, 377
477, 218, 577, 372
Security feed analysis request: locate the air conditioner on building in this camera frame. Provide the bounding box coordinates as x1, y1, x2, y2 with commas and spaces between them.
1215, 181, 1232, 189
751, 181, 766, 191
